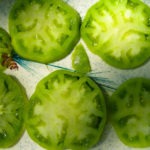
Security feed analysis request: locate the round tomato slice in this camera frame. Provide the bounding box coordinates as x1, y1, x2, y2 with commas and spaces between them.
0, 73, 28, 148
109, 77, 150, 147
26, 70, 106, 150
9, 0, 81, 63
81, 0, 150, 69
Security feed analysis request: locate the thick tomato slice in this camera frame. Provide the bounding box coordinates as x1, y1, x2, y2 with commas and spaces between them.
26, 70, 106, 150
0, 73, 28, 148
109, 78, 150, 147
9, 0, 81, 63
81, 0, 150, 69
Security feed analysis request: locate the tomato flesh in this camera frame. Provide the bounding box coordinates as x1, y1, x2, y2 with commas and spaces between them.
71, 43, 91, 74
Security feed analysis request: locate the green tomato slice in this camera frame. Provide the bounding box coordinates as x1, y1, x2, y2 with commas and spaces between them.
26, 70, 106, 150
0, 73, 28, 148
81, 0, 150, 69
109, 78, 150, 147
0, 28, 12, 71
72, 43, 91, 74
9, 0, 81, 63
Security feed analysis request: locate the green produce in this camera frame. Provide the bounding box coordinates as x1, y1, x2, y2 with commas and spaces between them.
72, 43, 91, 74
81, 0, 150, 69
0, 27, 13, 70
109, 78, 150, 147
26, 70, 106, 150
0, 73, 28, 148
9, 0, 81, 63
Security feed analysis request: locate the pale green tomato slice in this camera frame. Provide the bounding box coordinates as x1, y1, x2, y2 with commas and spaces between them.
81, 0, 150, 69
0, 73, 28, 148
26, 70, 106, 150
9, 0, 81, 63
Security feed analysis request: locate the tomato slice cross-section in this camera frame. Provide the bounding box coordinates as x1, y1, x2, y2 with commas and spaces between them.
9, 0, 81, 63
109, 78, 150, 147
26, 70, 106, 150
81, 0, 150, 69
0, 73, 28, 148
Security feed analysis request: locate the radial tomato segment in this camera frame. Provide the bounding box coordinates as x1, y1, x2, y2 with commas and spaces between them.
26, 70, 106, 150
71, 43, 91, 74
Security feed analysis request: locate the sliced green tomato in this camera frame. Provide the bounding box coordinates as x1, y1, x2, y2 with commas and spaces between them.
9, 0, 81, 63
72, 43, 91, 74
81, 0, 150, 69
26, 70, 106, 150
0, 28, 12, 70
109, 78, 150, 147
0, 73, 28, 148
